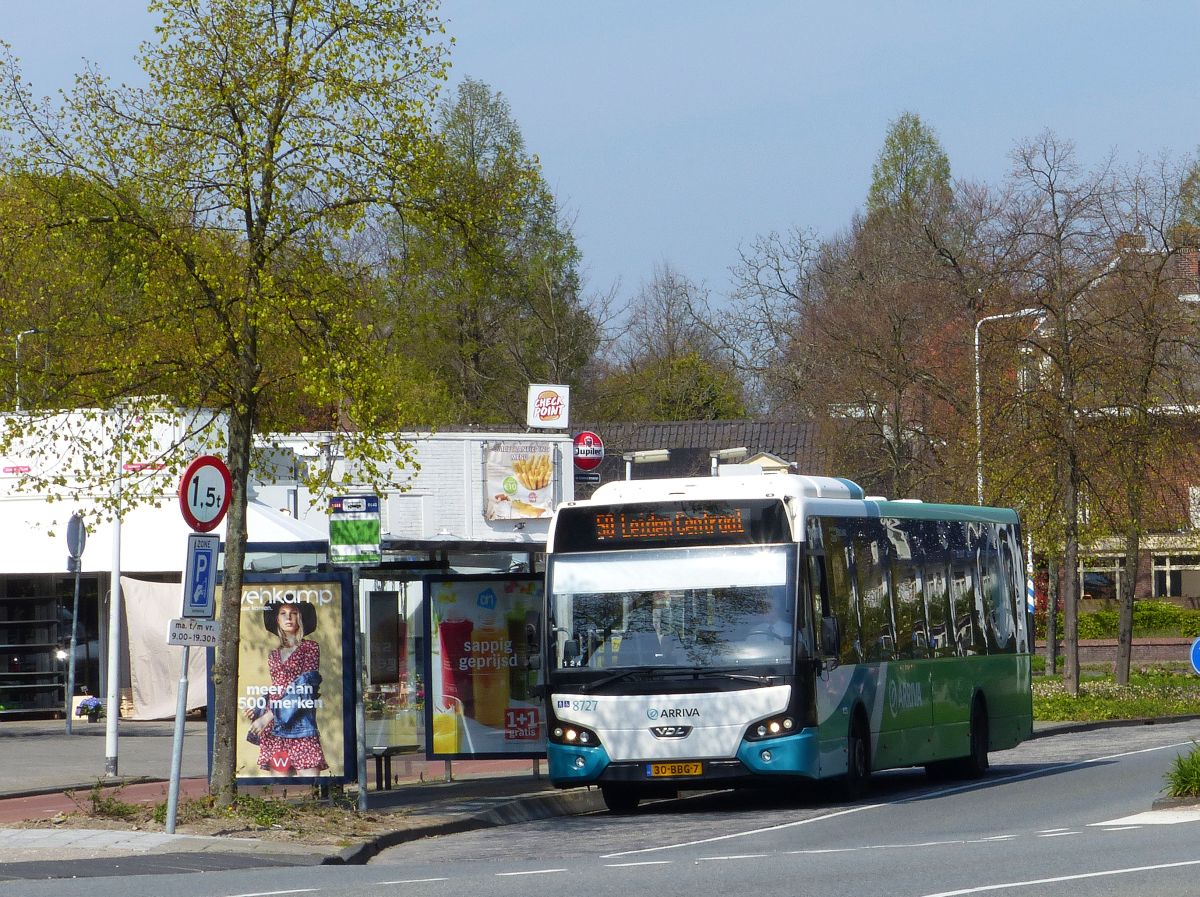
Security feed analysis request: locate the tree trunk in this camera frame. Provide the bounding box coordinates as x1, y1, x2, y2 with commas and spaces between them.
1115, 529, 1139, 686
1046, 556, 1058, 676
1062, 452, 1081, 695
209, 401, 255, 807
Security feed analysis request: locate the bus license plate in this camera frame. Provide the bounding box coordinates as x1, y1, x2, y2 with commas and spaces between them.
647, 762, 702, 778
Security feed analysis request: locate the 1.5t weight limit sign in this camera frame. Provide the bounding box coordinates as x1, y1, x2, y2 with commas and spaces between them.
179, 455, 232, 533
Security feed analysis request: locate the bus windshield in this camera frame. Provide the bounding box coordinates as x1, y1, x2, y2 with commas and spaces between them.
547, 544, 801, 675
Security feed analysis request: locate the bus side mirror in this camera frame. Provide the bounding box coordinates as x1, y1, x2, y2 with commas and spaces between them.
820, 615, 841, 667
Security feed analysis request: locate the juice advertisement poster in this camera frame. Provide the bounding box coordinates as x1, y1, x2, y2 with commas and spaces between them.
423, 574, 545, 759
221, 572, 357, 785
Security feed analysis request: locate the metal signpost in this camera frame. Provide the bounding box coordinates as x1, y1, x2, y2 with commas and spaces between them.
329, 495, 381, 810
165, 455, 230, 834
63, 512, 86, 735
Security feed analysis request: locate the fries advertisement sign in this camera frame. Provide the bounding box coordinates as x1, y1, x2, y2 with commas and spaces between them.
484, 441, 555, 520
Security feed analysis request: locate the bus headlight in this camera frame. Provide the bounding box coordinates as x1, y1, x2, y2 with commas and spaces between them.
744, 715, 795, 742
549, 723, 602, 747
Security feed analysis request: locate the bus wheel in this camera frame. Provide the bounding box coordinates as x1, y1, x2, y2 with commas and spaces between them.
601, 785, 640, 814
959, 698, 990, 779
841, 717, 871, 800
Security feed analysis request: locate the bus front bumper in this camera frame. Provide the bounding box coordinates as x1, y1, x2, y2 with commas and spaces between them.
547, 728, 820, 787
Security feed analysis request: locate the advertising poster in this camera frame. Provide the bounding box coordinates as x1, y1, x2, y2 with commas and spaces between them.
424, 574, 545, 759
231, 573, 357, 784
484, 441, 555, 521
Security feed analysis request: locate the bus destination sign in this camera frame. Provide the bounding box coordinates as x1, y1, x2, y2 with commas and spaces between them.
594, 508, 746, 541
554, 500, 790, 552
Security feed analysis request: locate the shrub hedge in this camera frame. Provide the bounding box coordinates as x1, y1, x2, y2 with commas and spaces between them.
1035, 600, 1200, 640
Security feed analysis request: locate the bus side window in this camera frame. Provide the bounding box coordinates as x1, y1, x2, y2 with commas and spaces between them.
924, 564, 954, 657
892, 557, 926, 660
807, 552, 834, 659
854, 522, 894, 663
823, 520, 859, 667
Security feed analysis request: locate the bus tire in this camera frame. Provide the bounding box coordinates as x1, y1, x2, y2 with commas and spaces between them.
959, 697, 990, 779
841, 714, 871, 800
601, 785, 640, 814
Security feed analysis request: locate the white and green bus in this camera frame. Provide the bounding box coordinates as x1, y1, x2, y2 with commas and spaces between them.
543, 473, 1032, 813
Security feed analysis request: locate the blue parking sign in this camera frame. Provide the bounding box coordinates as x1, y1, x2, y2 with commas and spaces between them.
1191, 638, 1200, 677
183, 533, 221, 618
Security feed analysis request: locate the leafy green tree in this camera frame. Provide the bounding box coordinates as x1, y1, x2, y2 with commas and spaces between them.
0, 0, 449, 804
387, 78, 599, 424
867, 111, 952, 218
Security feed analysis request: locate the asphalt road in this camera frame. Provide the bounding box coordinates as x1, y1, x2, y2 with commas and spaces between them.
1, 720, 1197, 897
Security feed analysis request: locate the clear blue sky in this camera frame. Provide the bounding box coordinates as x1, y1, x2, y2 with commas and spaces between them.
6, 2, 1200, 308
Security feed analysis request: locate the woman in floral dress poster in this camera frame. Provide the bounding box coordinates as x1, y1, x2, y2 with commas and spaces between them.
245, 596, 328, 776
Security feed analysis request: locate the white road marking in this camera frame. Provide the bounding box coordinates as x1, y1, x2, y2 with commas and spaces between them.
1098, 826, 1141, 832
917, 858, 1200, 897
377, 878, 449, 884
604, 861, 673, 867
227, 891, 319, 897
603, 739, 1198, 860
495, 868, 567, 876
698, 854, 770, 861
1092, 807, 1200, 826
600, 804, 880, 858
1036, 831, 1079, 838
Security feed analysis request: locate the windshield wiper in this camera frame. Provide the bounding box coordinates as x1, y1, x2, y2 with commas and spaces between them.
579, 665, 697, 692
700, 666, 774, 684
579, 665, 772, 692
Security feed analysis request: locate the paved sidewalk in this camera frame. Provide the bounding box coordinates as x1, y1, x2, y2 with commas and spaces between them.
0, 717, 599, 878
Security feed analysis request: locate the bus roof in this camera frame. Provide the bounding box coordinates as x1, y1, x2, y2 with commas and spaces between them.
564, 473, 1019, 526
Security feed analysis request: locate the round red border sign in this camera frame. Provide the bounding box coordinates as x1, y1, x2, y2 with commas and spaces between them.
179, 455, 232, 533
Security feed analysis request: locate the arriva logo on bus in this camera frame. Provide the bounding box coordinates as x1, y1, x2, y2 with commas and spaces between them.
647, 707, 700, 720
888, 679, 925, 716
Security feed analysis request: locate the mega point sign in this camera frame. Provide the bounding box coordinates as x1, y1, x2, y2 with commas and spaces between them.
573, 431, 604, 471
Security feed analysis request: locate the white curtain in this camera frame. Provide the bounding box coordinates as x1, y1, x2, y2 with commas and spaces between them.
122, 576, 207, 719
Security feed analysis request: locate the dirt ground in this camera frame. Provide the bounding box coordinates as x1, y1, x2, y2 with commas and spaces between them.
15, 786, 409, 847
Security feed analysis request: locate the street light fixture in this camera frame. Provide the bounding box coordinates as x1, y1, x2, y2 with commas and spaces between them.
709, 446, 748, 475
622, 449, 669, 480
974, 308, 1043, 505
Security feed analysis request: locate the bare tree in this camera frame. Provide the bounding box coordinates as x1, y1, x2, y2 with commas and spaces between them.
998, 133, 1120, 695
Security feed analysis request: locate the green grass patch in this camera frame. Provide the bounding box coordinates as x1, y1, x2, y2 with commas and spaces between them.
1033, 667, 1200, 721
1164, 743, 1200, 798
66, 781, 143, 820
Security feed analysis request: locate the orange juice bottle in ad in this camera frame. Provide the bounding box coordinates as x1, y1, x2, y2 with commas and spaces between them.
471, 617, 510, 728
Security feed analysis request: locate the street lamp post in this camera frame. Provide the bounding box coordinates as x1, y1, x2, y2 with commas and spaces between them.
14, 328, 37, 412
974, 308, 1042, 505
